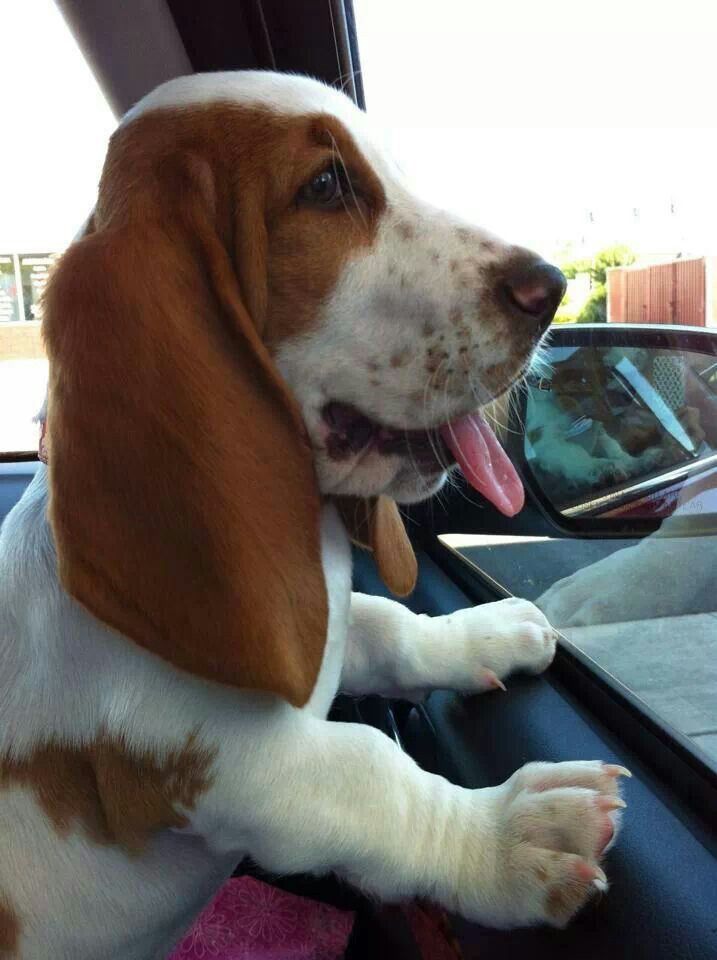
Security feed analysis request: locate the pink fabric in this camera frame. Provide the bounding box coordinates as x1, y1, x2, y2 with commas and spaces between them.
167, 877, 355, 960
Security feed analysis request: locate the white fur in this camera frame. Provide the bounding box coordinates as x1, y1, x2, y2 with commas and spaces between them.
0, 72, 625, 957
0, 470, 618, 955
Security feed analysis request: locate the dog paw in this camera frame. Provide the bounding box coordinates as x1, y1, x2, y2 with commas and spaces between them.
447, 597, 557, 688
459, 760, 628, 929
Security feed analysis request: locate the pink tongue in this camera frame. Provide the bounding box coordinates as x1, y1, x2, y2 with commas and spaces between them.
440, 415, 525, 517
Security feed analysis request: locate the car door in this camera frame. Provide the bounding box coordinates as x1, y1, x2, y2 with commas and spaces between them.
1, 2, 715, 959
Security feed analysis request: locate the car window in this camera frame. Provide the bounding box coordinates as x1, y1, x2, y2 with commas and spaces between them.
0, 0, 115, 455
355, 0, 717, 766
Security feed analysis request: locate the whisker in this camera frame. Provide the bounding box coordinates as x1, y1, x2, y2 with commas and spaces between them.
328, 65, 364, 95
327, 130, 369, 233
402, 425, 430, 488
326, 138, 360, 231
326, 0, 343, 95
325, 0, 364, 101
422, 363, 453, 475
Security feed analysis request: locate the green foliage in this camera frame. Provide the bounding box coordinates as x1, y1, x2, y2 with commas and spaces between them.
576, 286, 607, 323
556, 245, 636, 324
560, 244, 636, 285
553, 287, 577, 323
560, 257, 591, 280
590, 244, 636, 285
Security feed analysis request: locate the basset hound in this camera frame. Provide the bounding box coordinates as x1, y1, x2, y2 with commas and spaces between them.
0, 71, 628, 959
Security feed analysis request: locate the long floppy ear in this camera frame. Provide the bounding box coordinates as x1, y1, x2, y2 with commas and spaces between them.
336, 496, 417, 597
42, 150, 327, 707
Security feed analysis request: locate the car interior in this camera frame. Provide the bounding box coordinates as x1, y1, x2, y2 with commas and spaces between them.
1, 1, 716, 958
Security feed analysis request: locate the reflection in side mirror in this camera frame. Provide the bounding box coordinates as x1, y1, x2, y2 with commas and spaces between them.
521, 328, 717, 521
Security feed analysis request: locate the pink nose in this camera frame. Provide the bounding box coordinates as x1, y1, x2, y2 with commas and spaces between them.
502, 259, 567, 332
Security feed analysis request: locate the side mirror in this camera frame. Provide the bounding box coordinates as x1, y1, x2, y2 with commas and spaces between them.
509, 324, 717, 536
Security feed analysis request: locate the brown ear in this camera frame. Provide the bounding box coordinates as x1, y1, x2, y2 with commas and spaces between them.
42, 150, 327, 707
336, 496, 417, 597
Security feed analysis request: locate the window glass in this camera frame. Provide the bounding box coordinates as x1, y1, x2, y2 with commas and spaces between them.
525, 342, 717, 514
355, 0, 717, 764
0, 1, 114, 454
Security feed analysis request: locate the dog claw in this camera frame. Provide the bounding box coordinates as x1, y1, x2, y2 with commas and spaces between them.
480, 669, 506, 691
596, 796, 627, 812
486, 670, 508, 693
604, 764, 632, 779
573, 860, 608, 885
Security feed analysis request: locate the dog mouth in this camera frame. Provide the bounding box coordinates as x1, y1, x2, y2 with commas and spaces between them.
321, 401, 525, 516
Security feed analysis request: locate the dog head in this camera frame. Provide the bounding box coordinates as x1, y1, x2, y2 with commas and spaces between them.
43, 72, 564, 704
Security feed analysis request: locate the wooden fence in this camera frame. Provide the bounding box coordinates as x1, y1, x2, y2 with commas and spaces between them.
607, 257, 716, 326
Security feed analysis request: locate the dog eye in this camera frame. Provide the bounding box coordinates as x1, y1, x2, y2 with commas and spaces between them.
297, 167, 345, 209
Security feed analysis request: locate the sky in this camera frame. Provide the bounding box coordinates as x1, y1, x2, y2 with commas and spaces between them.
353, 0, 717, 260
1, 0, 717, 261
0, 0, 115, 251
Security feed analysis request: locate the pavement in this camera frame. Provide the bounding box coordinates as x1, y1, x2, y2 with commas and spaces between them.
566, 613, 717, 761
445, 535, 717, 766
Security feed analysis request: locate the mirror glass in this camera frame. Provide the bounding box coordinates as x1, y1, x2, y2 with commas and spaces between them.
523, 341, 717, 518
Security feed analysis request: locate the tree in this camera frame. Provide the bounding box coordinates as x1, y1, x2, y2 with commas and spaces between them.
577, 287, 607, 324
557, 245, 637, 323
560, 257, 591, 280
590, 244, 636, 285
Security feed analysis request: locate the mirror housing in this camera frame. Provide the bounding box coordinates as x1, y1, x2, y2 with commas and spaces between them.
507, 324, 717, 538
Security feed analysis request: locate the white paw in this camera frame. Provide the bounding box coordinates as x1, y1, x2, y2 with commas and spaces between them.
460, 760, 629, 929
447, 597, 557, 690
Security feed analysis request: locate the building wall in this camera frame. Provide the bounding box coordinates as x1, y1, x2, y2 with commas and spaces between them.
0, 322, 45, 361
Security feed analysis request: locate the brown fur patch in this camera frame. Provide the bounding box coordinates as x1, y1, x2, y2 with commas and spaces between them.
0, 895, 19, 958
395, 220, 415, 240
0, 733, 215, 856
546, 887, 569, 921
40, 101, 393, 707
389, 348, 412, 368
265, 119, 385, 344
335, 496, 417, 597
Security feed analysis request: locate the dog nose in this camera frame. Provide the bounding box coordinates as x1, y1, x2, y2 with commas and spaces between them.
501, 258, 567, 334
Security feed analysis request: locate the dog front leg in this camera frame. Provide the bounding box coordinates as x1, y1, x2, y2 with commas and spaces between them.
189, 705, 625, 928
341, 592, 556, 699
